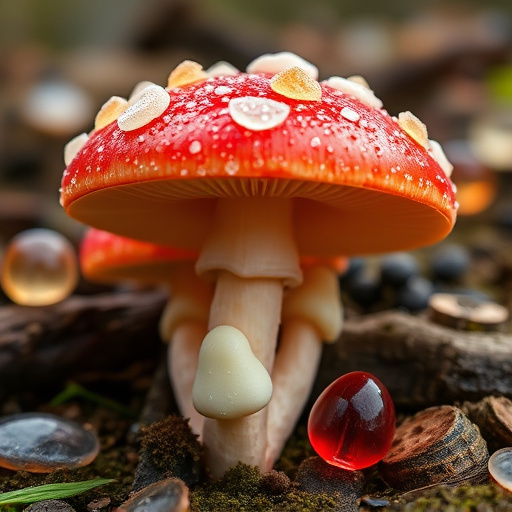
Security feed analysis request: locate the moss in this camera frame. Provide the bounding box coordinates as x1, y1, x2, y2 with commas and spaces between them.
385, 483, 512, 511
139, 415, 203, 469
133, 414, 204, 489
190, 464, 272, 512
189, 463, 339, 512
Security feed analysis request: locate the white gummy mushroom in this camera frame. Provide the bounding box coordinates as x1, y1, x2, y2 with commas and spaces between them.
193, 325, 273, 419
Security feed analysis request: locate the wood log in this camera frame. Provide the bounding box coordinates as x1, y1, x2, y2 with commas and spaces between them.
314, 310, 512, 410
0, 289, 166, 397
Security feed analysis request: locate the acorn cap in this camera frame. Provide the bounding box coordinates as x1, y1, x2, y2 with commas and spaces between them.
61, 55, 457, 258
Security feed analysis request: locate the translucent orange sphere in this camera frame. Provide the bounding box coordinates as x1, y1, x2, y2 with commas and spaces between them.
1, 228, 78, 306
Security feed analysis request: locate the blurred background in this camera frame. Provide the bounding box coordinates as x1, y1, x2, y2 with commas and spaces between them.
1, 0, 512, 311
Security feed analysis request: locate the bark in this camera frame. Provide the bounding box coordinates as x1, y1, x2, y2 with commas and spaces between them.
0, 289, 166, 397
314, 310, 512, 410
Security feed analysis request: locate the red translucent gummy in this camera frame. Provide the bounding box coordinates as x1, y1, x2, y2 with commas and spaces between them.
308, 371, 395, 470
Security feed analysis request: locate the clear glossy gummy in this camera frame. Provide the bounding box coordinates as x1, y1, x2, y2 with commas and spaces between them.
0, 412, 99, 472
489, 447, 512, 491
1, 228, 78, 306
308, 371, 395, 470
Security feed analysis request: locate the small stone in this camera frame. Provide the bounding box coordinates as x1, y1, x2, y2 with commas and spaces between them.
270, 66, 322, 101
87, 497, 111, 511
430, 244, 471, 282
359, 496, 390, 507
380, 252, 420, 287
117, 478, 189, 512
0, 412, 99, 472
489, 448, 512, 492
395, 276, 435, 312
295, 456, 364, 512
24, 500, 76, 512
166, 60, 208, 89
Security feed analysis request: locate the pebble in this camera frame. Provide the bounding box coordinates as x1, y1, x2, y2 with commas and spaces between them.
395, 276, 435, 312
295, 456, 364, 512
430, 244, 471, 282
0, 412, 99, 472
489, 448, 512, 492
116, 478, 189, 512
380, 252, 420, 287
24, 500, 76, 512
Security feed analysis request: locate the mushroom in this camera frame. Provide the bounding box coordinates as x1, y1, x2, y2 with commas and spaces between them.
79, 227, 213, 436
60, 53, 457, 477
264, 257, 348, 471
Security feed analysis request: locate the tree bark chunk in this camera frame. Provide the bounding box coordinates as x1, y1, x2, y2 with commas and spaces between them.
0, 290, 166, 397
315, 310, 512, 409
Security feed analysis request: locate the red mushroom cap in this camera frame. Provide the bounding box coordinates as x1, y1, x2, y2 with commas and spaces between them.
61, 61, 457, 257
80, 227, 198, 284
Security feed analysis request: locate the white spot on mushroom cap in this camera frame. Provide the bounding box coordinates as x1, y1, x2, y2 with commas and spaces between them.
340, 106, 360, 122
246, 51, 318, 80
189, 140, 202, 154
229, 96, 290, 131
64, 132, 88, 166
323, 76, 383, 109
206, 61, 239, 77
214, 85, 232, 96
129, 81, 157, 100
428, 139, 454, 177
192, 325, 273, 419
117, 84, 170, 132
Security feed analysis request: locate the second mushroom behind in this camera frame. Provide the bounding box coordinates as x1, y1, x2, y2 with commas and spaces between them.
79, 227, 213, 437
60, 52, 458, 478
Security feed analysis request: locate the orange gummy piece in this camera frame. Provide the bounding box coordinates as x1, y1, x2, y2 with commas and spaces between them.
167, 60, 208, 89
270, 66, 322, 101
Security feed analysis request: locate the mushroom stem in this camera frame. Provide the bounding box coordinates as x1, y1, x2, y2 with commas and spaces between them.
203, 272, 283, 478
194, 197, 302, 478
264, 318, 322, 471
167, 321, 206, 438
159, 262, 214, 438
264, 264, 344, 471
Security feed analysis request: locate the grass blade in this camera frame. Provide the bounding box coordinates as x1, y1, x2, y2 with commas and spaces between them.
0, 478, 115, 505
